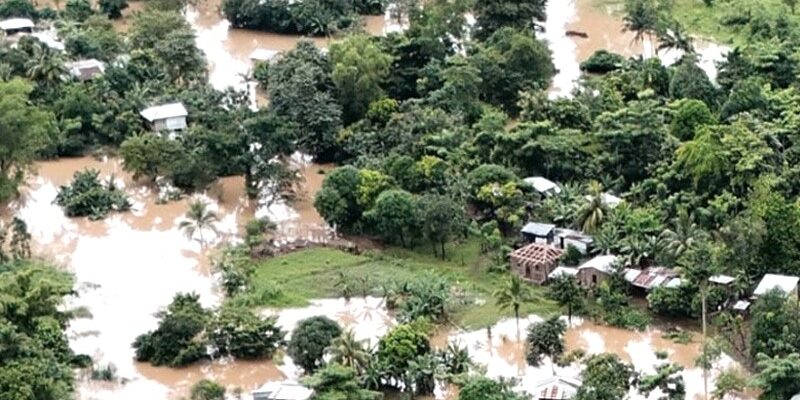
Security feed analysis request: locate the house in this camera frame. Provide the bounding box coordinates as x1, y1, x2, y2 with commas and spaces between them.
523, 176, 561, 197
554, 228, 593, 254
140, 102, 188, 134
510, 243, 563, 284
65, 59, 105, 81
624, 267, 678, 292
252, 381, 312, 400
577, 255, 618, 287
549, 266, 578, 280
753, 274, 799, 298
0, 18, 34, 35
250, 48, 282, 64
521, 222, 556, 244
533, 376, 581, 400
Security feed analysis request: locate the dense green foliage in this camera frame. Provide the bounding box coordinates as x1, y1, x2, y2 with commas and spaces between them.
287, 316, 343, 372
55, 169, 131, 220
222, 0, 383, 35
133, 293, 210, 367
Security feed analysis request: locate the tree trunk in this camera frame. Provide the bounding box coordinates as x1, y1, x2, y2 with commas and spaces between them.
440, 241, 446, 260
702, 286, 708, 400
399, 232, 406, 247
514, 304, 520, 333
568, 304, 573, 326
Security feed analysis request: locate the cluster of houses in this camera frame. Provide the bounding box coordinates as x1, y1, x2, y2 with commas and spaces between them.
512, 176, 800, 316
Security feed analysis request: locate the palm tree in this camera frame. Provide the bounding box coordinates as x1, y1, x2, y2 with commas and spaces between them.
25, 44, 67, 87
179, 200, 220, 246
576, 181, 608, 234
622, 0, 660, 56
661, 208, 708, 263
327, 329, 370, 373
493, 275, 532, 329
656, 21, 695, 54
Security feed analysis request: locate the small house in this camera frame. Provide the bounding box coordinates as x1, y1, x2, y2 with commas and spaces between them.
510, 243, 563, 284
521, 222, 556, 244
577, 255, 618, 288
0, 18, 34, 35
250, 48, 283, 64
753, 274, 799, 299
533, 376, 581, 400
140, 102, 188, 134
554, 228, 593, 254
524, 176, 561, 197
65, 59, 105, 81
252, 381, 313, 400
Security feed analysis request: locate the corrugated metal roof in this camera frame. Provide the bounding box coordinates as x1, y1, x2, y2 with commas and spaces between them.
754, 274, 799, 296
0, 18, 34, 31
140, 102, 188, 121
522, 222, 556, 237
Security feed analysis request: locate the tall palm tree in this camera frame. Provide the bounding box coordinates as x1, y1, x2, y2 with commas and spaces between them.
327, 329, 370, 373
622, 0, 660, 56
493, 275, 532, 329
179, 200, 220, 246
576, 181, 608, 234
661, 208, 708, 263
656, 22, 695, 54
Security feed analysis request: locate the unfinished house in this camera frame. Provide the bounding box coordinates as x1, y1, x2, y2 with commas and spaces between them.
510, 243, 563, 284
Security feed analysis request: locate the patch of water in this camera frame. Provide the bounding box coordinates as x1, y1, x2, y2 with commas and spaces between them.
544, 0, 579, 98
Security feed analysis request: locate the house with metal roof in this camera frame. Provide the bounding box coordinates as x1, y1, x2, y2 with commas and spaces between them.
140, 102, 188, 134
533, 376, 581, 400
252, 381, 313, 400
753, 273, 799, 298
523, 176, 561, 196
65, 59, 105, 81
510, 243, 563, 284
0, 18, 34, 35
554, 228, 593, 254
521, 222, 556, 244
624, 267, 678, 292
577, 255, 618, 287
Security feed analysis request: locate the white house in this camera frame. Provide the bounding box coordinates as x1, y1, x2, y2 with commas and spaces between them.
65, 59, 105, 81
533, 376, 581, 400
753, 274, 799, 298
140, 102, 188, 134
250, 48, 282, 64
524, 176, 561, 196
0, 18, 34, 35
252, 381, 313, 400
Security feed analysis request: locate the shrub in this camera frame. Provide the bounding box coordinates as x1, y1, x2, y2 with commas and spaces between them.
190, 379, 225, 400
207, 305, 285, 360
287, 316, 342, 372
221, 0, 372, 36
90, 363, 117, 381
580, 50, 625, 74
132, 293, 210, 367
55, 169, 131, 220
560, 245, 583, 266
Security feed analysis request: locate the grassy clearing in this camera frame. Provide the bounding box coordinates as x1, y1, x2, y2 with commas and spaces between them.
593, 0, 795, 45
248, 240, 560, 329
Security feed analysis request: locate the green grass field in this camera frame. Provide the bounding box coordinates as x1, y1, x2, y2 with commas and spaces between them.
595, 0, 795, 45
248, 240, 560, 329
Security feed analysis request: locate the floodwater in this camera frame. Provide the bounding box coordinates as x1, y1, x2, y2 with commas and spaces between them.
438, 316, 748, 400
546, 0, 730, 97
6, 156, 337, 399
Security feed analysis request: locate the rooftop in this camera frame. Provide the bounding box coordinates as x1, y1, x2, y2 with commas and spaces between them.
252, 381, 313, 400
533, 376, 581, 400
578, 255, 618, 274
549, 266, 578, 280
0, 18, 34, 31
66, 59, 105, 80
510, 243, 563, 266
585, 192, 623, 208
523, 176, 561, 194
710, 274, 736, 285
753, 273, 800, 297
140, 102, 188, 121
554, 228, 593, 244
521, 222, 556, 237
624, 267, 677, 290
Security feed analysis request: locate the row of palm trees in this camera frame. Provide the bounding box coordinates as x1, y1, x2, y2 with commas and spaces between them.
622, 0, 695, 57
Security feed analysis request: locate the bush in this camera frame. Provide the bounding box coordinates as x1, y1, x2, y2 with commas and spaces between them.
560, 245, 583, 266
90, 363, 117, 381
207, 305, 285, 360
604, 307, 650, 331
55, 169, 131, 220
132, 293, 210, 367
221, 0, 372, 35
190, 379, 225, 400
0, 0, 37, 19
580, 50, 625, 74
287, 316, 342, 372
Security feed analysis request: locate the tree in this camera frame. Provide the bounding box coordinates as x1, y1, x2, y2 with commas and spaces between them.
575, 353, 635, 400
525, 316, 566, 374
376, 323, 432, 386
656, 21, 694, 54
288, 316, 343, 373
493, 275, 532, 328
622, 0, 660, 52
120, 132, 183, 181
0, 0, 36, 18
749, 289, 800, 360
326, 329, 369, 374
64, 0, 94, 21
458, 376, 526, 400
784, 0, 798, 13
190, 380, 225, 400
55, 169, 132, 220
303, 364, 381, 400
669, 56, 718, 107
669, 98, 716, 141
179, 200, 220, 246
753, 353, 800, 400
365, 190, 419, 247
0, 79, 52, 202
419, 194, 466, 259
207, 305, 285, 360
661, 208, 708, 263
638, 363, 685, 400
329, 35, 392, 124
473, 0, 546, 39
315, 166, 363, 230
548, 275, 584, 324
576, 181, 609, 234
24, 43, 67, 88
98, 0, 128, 18
132, 293, 210, 367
